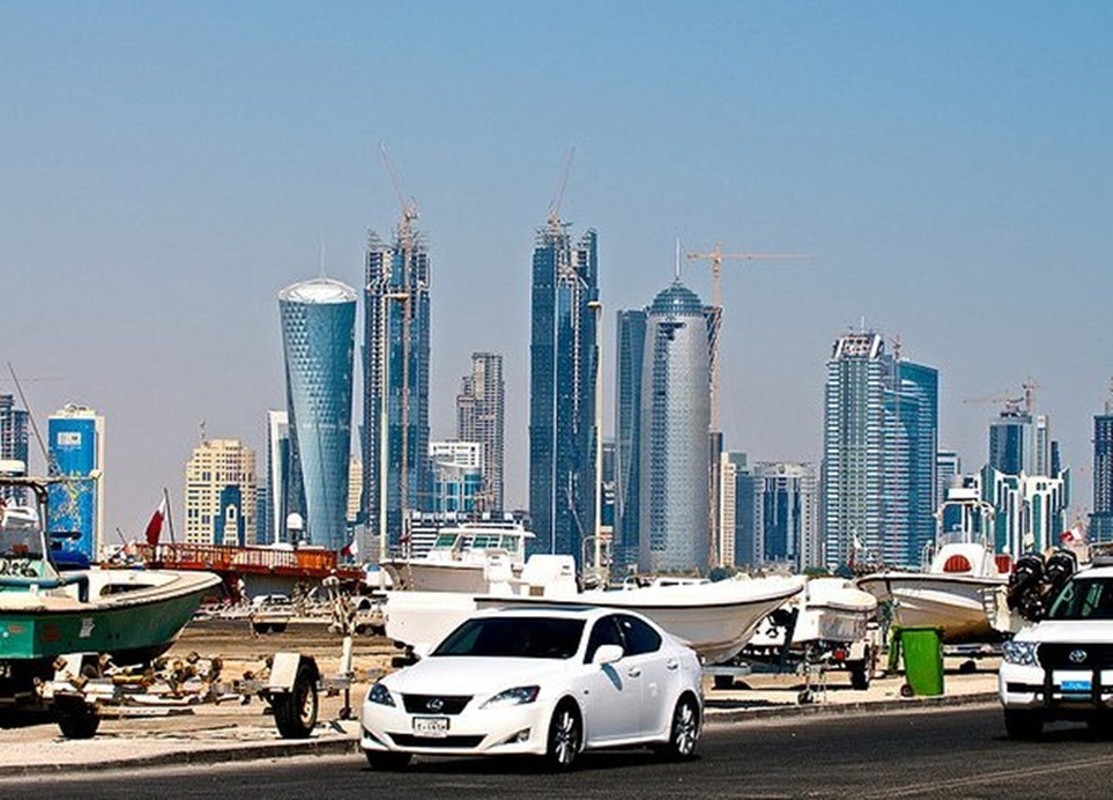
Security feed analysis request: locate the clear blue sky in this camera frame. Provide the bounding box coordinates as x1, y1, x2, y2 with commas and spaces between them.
2, 1, 1110, 537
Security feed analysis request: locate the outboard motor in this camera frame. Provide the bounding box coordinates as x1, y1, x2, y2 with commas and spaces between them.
1045, 550, 1078, 598
1008, 553, 1047, 621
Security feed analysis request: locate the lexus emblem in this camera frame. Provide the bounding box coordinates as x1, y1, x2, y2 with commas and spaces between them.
426, 697, 444, 712
1069, 649, 1088, 664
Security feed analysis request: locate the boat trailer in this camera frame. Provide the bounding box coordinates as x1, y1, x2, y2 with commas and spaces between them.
36, 577, 366, 740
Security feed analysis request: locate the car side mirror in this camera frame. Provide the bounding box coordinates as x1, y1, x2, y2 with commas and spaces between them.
593, 644, 624, 665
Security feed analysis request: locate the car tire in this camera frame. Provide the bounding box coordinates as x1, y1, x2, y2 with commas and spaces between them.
1003, 709, 1043, 740
365, 750, 413, 770
544, 701, 582, 771
657, 694, 700, 760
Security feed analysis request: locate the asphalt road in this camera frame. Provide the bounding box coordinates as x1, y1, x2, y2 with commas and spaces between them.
7, 705, 1113, 799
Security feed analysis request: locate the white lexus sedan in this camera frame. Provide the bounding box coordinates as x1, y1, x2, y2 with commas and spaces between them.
360, 605, 703, 770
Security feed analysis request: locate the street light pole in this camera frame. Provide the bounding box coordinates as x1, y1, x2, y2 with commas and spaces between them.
588, 299, 604, 585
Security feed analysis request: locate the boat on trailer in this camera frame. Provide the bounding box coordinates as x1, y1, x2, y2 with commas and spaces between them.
0, 476, 219, 733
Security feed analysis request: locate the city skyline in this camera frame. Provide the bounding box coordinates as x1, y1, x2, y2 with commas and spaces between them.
3, 3, 1111, 535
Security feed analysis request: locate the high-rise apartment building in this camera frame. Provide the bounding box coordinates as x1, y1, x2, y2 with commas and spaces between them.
528, 224, 599, 564
989, 409, 1052, 477
362, 228, 433, 546
456, 352, 505, 512
752, 462, 818, 572
264, 409, 290, 545
429, 441, 484, 515
46, 404, 105, 561
184, 438, 257, 546
614, 309, 647, 574
719, 451, 750, 568
0, 394, 29, 503
936, 449, 962, 511
979, 465, 1070, 555
823, 331, 938, 569
1091, 395, 1113, 543
639, 280, 711, 574
279, 277, 357, 551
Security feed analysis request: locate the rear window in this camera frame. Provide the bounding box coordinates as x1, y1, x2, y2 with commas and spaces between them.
433, 616, 586, 659
1047, 577, 1113, 620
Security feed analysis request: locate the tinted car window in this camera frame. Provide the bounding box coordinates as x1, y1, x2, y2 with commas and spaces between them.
584, 615, 625, 663
1047, 577, 1113, 620
617, 614, 662, 655
433, 616, 586, 659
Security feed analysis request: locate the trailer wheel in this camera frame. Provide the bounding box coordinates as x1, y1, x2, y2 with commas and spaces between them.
712, 674, 734, 690
273, 661, 319, 738
848, 648, 872, 690
253, 622, 270, 635
52, 696, 100, 740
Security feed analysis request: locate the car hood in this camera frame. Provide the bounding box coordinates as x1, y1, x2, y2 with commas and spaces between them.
384, 656, 574, 695
1016, 620, 1113, 643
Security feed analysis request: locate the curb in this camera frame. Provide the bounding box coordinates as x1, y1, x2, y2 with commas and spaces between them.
0, 737, 362, 778
705, 691, 1000, 724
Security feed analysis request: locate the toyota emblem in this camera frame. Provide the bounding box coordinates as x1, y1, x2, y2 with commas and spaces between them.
426, 697, 444, 712
1069, 649, 1088, 664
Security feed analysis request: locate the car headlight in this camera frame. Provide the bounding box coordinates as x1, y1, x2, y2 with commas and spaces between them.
1002, 640, 1040, 667
368, 682, 396, 707
481, 685, 540, 709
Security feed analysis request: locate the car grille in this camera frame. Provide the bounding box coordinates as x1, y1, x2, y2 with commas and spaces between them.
389, 734, 485, 749
401, 694, 472, 715
1038, 643, 1113, 669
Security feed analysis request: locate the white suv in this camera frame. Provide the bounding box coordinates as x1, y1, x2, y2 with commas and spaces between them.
999, 564, 1113, 739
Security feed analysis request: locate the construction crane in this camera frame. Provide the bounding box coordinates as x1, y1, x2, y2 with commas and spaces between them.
547, 147, 575, 236
962, 378, 1041, 417
684, 242, 806, 570
684, 242, 807, 431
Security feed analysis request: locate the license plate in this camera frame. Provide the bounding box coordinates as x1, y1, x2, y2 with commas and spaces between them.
413, 716, 449, 737
1062, 680, 1091, 693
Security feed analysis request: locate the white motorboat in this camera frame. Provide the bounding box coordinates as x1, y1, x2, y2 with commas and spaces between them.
382, 554, 806, 665
381, 520, 534, 593
856, 490, 1009, 644
788, 577, 878, 645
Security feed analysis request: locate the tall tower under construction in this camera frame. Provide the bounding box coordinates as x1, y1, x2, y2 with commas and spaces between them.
528, 222, 599, 564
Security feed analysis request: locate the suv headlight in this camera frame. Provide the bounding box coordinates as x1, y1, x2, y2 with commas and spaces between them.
481, 685, 540, 709
368, 682, 396, 707
1002, 640, 1040, 667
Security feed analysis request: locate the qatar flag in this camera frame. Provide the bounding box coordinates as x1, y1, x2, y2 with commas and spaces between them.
341, 536, 359, 558
144, 497, 167, 546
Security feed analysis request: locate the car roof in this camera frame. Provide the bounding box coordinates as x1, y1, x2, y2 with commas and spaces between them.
471, 604, 635, 622
1074, 565, 1113, 579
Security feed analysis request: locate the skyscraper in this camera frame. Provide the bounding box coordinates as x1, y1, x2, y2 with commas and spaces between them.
429, 440, 484, 515
614, 309, 647, 573
639, 280, 711, 574
362, 228, 432, 546
456, 352, 505, 512
46, 404, 105, 561
529, 224, 599, 564
1091, 394, 1113, 543
823, 331, 938, 569
264, 409, 290, 545
752, 462, 819, 571
279, 277, 357, 551
0, 394, 29, 503
989, 408, 1052, 477
184, 438, 257, 546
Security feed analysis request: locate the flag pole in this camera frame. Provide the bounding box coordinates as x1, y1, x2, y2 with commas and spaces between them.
163, 486, 176, 544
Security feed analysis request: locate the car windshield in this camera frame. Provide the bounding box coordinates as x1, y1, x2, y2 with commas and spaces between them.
1046, 576, 1113, 620
432, 616, 586, 659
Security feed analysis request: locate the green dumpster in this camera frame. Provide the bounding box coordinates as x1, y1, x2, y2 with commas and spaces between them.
897, 626, 944, 696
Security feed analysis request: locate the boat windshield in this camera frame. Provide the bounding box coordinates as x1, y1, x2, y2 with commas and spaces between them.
1046, 577, 1113, 621
432, 533, 458, 550
0, 507, 45, 562
432, 616, 585, 659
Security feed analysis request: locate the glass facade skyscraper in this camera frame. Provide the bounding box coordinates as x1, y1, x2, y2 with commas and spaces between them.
1091, 397, 1113, 543
823, 332, 938, 569
0, 394, 29, 504
614, 309, 647, 573
639, 280, 711, 574
362, 230, 432, 548
279, 277, 357, 552
529, 225, 598, 564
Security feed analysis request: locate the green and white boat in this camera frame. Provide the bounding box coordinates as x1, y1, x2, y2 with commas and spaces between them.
0, 476, 220, 712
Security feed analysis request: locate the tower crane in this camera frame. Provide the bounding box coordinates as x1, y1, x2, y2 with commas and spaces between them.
684, 242, 806, 570
547, 147, 575, 236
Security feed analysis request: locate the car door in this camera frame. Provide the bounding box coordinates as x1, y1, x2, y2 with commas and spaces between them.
578, 614, 643, 743
615, 614, 680, 737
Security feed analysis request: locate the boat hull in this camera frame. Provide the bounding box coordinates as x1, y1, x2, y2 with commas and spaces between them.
856, 572, 1006, 644
0, 569, 221, 663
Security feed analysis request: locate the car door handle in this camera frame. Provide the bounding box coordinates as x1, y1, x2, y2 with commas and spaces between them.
628, 667, 642, 678
666, 658, 679, 670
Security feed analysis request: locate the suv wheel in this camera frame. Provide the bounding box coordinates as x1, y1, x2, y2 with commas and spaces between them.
1003, 709, 1043, 740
